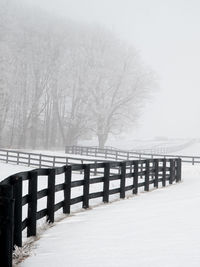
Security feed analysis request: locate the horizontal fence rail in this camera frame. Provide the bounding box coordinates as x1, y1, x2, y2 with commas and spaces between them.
65, 145, 200, 165
0, 148, 110, 171
0, 157, 181, 267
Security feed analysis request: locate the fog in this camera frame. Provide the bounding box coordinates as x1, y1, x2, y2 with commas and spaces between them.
27, 0, 200, 139
1, 0, 200, 150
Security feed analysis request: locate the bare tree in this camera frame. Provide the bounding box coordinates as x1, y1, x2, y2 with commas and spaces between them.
0, 0, 155, 149
80, 30, 154, 147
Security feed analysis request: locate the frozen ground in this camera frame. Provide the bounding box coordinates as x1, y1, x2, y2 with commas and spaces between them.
19, 165, 200, 267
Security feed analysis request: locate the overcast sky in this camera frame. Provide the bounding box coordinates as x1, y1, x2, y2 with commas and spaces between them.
27, 0, 200, 139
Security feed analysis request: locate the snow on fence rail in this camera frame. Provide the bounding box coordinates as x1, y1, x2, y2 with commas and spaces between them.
0, 157, 181, 267
65, 145, 200, 165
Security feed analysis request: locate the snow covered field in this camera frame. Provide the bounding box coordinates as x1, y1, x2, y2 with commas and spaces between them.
0, 163, 33, 182
176, 143, 200, 156
1, 154, 200, 266
82, 137, 199, 152
18, 165, 200, 267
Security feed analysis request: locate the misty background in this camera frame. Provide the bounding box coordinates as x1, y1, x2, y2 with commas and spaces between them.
28, 0, 200, 139
1, 0, 200, 149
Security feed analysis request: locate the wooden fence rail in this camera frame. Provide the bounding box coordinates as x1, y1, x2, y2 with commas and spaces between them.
0, 157, 181, 267
0, 148, 110, 174
65, 145, 200, 165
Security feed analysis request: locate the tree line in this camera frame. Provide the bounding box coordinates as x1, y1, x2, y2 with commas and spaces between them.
0, 0, 155, 149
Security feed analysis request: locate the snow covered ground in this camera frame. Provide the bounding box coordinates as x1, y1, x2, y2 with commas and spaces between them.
1, 154, 200, 266
176, 143, 200, 156
0, 163, 33, 182
19, 165, 200, 267
81, 137, 198, 152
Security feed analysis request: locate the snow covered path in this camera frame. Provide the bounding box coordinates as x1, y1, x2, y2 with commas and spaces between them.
20, 165, 200, 267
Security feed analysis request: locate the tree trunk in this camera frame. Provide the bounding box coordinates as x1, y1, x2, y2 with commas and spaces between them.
18, 127, 27, 148
97, 133, 108, 148
65, 126, 78, 146
30, 107, 38, 149
49, 100, 58, 149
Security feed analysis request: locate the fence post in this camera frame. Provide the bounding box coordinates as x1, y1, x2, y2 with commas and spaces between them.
103, 163, 110, 203
192, 157, 194, 165
6, 151, 8, 163
47, 169, 55, 223
17, 152, 19, 165
162, 158, 167, 187
39, 154, 42, 168
28, 154, 31, 166
120, 162, 126, 199
127, 152, 129, 160
154, 159, 159, 188
53, 156, 56, 167
27, 172, 38, 237
94, 160, 97, 176
129, 163, 132, 175
169, 159, 174, 184
133, 161, 138, 194
63, 166, 72, 214
0, 184, 14, 267
145, 160, 150, 191
105, 149, 108, 159
80, 160, 83, 174
13, 176, 23, 247
83, 165, 90, 209
176, 158, 182, 182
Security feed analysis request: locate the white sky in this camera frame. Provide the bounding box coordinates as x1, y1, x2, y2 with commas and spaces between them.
27, 0, 200, 139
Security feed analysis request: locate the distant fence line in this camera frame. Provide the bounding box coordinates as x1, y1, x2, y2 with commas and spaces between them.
0, 148, 110, 173
65, 145, 200, 165
131, 139, 197, 154
0, 157, 181, 267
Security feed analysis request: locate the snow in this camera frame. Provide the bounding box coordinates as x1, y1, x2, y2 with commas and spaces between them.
176, 143, 200, 156
0, 163, 33, 182
13, 149, 109, 162
1, 154, 199, 266
19, 165, 200, 267
82, 138, 197, 151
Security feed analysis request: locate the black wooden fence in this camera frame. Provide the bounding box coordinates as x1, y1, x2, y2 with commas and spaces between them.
66, 145, 200, 164
0, 158, 181, 267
